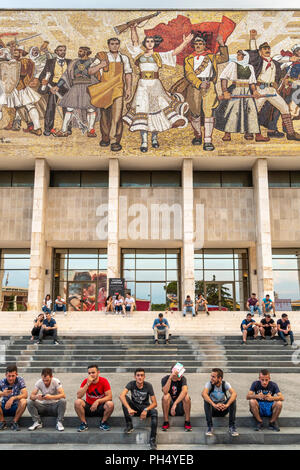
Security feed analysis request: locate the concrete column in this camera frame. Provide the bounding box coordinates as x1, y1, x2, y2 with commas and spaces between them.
252, 159, 274, 302
107, 158, 120, 286
27, 159, 50, 311
249, 245, 258, 297
181, 159, 195, 308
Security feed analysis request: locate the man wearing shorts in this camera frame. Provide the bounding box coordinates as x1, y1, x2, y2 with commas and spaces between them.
259, 314, 277, 339
161, 365, 192, 432
196, 294, 209, 315
124, 293, 135, 314
0, 364, 28, 431
247, 369, 283, 432
241, 313, 259, 344
74, 364, 114, 432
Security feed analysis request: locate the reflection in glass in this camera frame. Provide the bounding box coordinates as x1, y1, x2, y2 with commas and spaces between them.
0, 249, 30, 311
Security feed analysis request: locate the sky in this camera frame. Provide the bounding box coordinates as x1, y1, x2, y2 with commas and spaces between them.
2, 1, 300, 9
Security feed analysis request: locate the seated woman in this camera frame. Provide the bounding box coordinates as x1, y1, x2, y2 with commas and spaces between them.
31, 313, 45, 342
42, 294, 52, 315
105, 295, 114, 313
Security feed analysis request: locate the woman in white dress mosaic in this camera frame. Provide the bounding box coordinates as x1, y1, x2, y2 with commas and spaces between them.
123, 24, 192, 152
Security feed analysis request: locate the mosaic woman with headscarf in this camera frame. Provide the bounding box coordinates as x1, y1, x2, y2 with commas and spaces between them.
214, 50, 269, 143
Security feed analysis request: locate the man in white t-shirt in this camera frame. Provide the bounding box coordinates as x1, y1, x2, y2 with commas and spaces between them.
27, 368, 66, 431
124, 293, 135, 314
54, 295, 67, 315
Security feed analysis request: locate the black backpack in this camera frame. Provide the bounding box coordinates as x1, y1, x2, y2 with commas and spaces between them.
209, 381, 229, 400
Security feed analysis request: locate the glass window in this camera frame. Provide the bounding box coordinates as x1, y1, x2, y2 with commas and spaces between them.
81, 171, 108, 187
12, 171, 34, 187
222, 172, 252, 187
204, 270, 235, 282
0, 249, 30, 311
0, 172, 12, 187
291, 172, 300, 188
136, 258, 165, 270
204, 258, 234, 270
151, 171, 181, 187
51, 171, 80, 187
194, 172, 221, 187
120, 171, 151, 187
268, 171, 290, 187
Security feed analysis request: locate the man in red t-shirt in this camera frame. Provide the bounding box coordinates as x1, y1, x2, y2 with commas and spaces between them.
74, 364, 114, 432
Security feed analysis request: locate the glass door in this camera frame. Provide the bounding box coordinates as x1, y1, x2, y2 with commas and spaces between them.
204, 281, 235, 311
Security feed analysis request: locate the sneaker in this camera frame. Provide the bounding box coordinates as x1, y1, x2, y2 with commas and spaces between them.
269, 421, 280, 432
10, 422, 20, 431
292, 343, 298, 349
99, 421, 110, 431
0, 421, 7, 430
184, 421, 192, 432
37, 340, 42, 344
283, 341, 288, 346
229, 426, 239, 437
154, 340, 158, 344
56, 421, 64, 432
254, 420, 263, 431
77, 422, 88, 432
53, 340, 59, 345
241, 340, 246, 345
28, 421, 43, 431
124, 422, 134, 434
162, 421, 170, 431
206, 426, 213, 436
149, 437, 157, 450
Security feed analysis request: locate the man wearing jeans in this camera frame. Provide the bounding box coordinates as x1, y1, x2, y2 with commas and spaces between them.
277, 314, 296, 347
38, 312, 59, 344
27, 368, 66, 431
202, 368, 239, 437
54, 295, 67, 315
119, 368, 158, 450
183, 296, 195, 317
247, 293, 262, 317
152, 313, 170, 344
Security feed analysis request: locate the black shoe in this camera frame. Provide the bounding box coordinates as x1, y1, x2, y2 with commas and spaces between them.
269, 421, 280, 432
283, 341, 288, 346
100, 140, 110, 147
203, 142, 215, 151
149, 438, 157, 450
140, 146, 148, 153
154, 339, 158, 344
254, 420, 263, 431
241, 340, 246, 345
192, 137, 202, 145
267, 130, 285, 138
111, 143, 122, 152
37, 340, 42, 344
124, 423, 134, 434
152, 141, 159, 148
43, 130, 51, 136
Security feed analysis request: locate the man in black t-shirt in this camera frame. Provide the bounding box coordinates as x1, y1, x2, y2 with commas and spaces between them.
161, 365, 192, 432
277, 314, 296, 347
119, 368, 158, 450
247, 369, 284, 432
259, 314, 277, 339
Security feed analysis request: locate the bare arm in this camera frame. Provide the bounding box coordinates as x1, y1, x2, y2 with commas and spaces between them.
146, 394, 157, 411
202, 387, 217, 407
130, 24, 139, 46
224, 387, 237, 407
173, 385, 188, 406
172, 33, 193, 56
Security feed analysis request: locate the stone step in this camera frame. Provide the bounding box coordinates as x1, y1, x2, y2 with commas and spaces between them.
0, 426, 299, 445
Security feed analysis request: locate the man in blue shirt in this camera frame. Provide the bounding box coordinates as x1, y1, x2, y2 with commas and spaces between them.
152, 313, 170, 344
0, 364, 28, 431
262, 295, 276, 317
241, 313, 259, 344
38, 312, 59, 344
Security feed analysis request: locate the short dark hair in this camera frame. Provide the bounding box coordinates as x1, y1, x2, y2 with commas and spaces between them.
88, 364, 99, 371
6, 364, 17, 374
142, 35, 163, 49
158, 313, 163, 318
192, 31, 209, 45
41, 368, 53, 377
260, 369, 270, 376
212, 368, 223, 379
134, 368, 145, 375
282, 313, 288, 318
246, 313, 252, 317
107, 37, 120, 45
251, 293, 256, 296
265, 314, 271, 318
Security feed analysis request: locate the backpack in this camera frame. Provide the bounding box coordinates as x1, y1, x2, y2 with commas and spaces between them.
209, 380, 229, 401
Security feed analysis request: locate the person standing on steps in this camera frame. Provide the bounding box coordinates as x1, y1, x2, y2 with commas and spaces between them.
119, 368, 158, 450
202, 368, 239, 437
247, 369, 284, 432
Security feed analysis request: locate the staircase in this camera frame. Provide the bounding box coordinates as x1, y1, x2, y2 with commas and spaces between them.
1, 335, 299, 374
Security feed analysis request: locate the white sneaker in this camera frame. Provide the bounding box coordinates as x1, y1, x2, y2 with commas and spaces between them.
28, 421, 43, 431
56, 421, 64, 431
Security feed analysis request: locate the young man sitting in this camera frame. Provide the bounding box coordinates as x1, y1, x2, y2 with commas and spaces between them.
262, 295, 276, 317
247, 369, 283, 432
38, 312, 59, 345
196, 294, 209, 315
152, 313, 170, 344
183, 296, 195, 317
161, 364, 192, 432
277, 313, 296, 347
241, 313, 259, 344
202, 368, 239, 437
0, 364, 28, 431
259, 314, 277, 340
